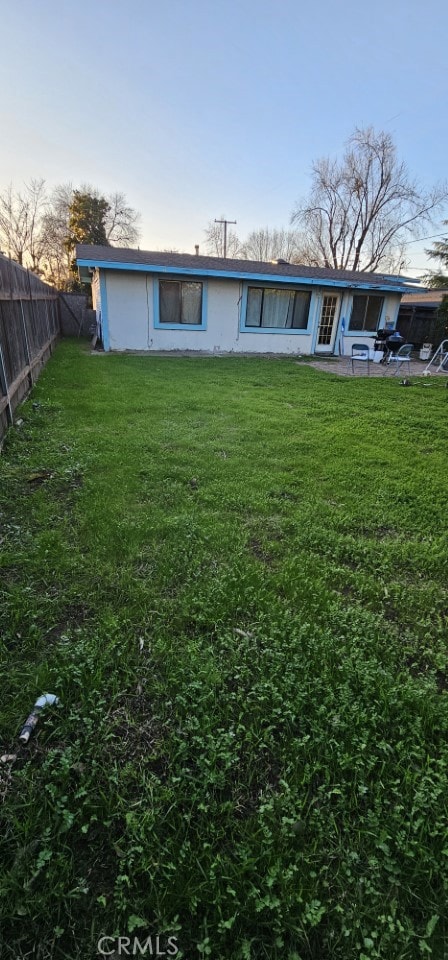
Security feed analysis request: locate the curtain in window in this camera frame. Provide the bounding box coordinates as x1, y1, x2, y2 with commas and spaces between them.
246, 287, 311, 328
181, 282, 202, 324
160, 281, 202, 324
246, 288, 263, 326
292, 292, 311, 329
160, 282, 180, 324
262, 289, 294, 328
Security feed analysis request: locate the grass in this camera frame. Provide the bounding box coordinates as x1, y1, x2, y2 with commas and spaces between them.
1, 339, 448, 959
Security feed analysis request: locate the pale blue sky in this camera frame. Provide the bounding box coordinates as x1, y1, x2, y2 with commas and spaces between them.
1, 0, 447, 274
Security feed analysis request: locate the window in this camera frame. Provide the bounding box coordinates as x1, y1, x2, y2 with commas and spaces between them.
245, 286, 311, 330
159, 280, 203, 326
349, 294, 384, 332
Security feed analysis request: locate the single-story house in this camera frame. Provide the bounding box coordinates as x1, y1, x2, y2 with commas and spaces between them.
76, 245, 420, 356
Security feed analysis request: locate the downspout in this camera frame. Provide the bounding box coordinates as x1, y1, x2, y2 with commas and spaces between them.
236, 282, 242, 341
146, 274, 153, 349
99, 270, 110, 351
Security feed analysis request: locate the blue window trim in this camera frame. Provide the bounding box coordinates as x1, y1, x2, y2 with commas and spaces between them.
239, 282, 312, 335
348, 293, 386, 334
153, 276, 208, 330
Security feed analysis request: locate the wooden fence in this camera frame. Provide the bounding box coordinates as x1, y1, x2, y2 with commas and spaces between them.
0, 254, 60, 442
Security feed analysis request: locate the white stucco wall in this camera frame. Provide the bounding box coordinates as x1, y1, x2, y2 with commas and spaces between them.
100, 269, 402, 356
103, 271, 314, 354
106, 272, 149, 351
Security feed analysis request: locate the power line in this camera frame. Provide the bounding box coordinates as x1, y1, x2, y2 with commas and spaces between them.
403, 231, 447, 245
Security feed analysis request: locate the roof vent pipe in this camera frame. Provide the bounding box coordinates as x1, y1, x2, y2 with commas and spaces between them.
195, 245, 199, 255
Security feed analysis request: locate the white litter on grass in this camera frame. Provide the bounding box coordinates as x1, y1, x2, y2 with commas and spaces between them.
35, 694, 59, 709
19, 693, 60, 744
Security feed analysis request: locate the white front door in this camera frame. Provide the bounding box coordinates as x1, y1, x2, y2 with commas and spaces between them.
315, 295, 340, 353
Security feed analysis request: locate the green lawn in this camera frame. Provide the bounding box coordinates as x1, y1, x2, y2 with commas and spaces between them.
1, 340, 448, 959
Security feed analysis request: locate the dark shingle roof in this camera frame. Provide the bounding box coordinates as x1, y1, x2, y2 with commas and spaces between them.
76, 244, 418, 291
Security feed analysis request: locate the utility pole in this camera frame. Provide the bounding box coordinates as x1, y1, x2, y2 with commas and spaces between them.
214, 218, 237, 258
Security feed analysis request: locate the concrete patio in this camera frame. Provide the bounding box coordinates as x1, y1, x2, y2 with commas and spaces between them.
304, 356, 448, 378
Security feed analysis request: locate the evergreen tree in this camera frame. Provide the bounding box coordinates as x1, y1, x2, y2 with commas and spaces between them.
66, 190, 110, 250
425, 222, 448, 339
66, 190, 110, 286
425, 222, 448, 288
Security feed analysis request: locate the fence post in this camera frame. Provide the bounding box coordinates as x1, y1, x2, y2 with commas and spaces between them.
26, 269, 38, 352
19, 299, 34, 387
43, 299, 52, 347
56, 295, 62, 335
0, 340, 13, 425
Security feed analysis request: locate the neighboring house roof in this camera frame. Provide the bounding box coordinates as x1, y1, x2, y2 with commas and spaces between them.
76, 244, 420, 295
401, 289, 448, 308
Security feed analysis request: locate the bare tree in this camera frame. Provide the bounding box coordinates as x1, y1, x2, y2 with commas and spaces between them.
0, 179, 141, 288
0, 179, 48, 269
106, 192, 141, 246
291, 127, 447, 273
40, 183, 74, 288
239, 227, 309, 263
204, 218, 241, 258
47, 183, 141, 247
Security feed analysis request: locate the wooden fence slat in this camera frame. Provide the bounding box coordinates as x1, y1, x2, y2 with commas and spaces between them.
0, 340, 13, 424
0, 333, 59, 417
0, 254, 62, 441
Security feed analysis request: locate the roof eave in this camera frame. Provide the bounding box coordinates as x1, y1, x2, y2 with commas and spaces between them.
77, 258, 412, 294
